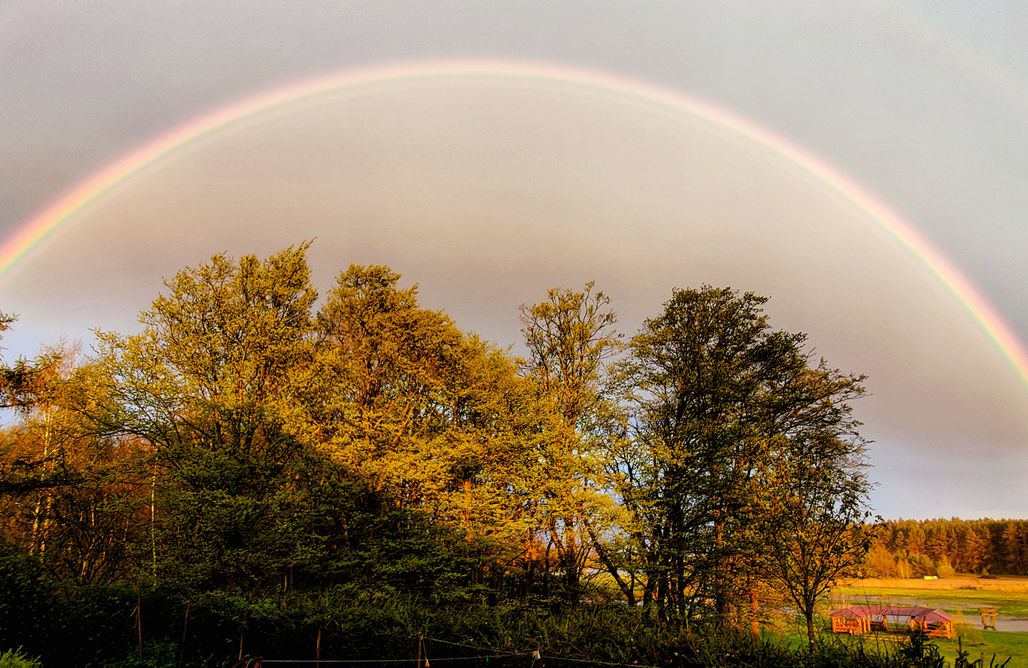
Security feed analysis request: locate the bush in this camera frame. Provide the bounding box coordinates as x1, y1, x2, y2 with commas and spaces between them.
0, 542, 53, 659
935, 555, 956, 578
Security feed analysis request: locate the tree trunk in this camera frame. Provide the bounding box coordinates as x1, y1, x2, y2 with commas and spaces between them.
177, 602, 190, 668
805, 609, 816, 649
135, 592, 144, 660
749, 587, 760, 638
584, 519, 635, 605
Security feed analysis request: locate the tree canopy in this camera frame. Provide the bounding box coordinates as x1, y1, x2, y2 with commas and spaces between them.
0, 246, 884, 664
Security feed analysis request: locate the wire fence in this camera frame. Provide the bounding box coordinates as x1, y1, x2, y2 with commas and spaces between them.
255, 632, 663, 667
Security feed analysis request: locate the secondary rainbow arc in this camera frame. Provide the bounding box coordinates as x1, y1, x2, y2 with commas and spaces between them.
2, 58, 1026, 391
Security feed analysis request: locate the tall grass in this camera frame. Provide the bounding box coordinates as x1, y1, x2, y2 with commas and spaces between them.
0, 648, 40, 668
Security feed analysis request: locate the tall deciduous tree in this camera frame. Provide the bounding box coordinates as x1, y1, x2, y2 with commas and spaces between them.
312, 265, 544, 583
759, 363, 871, 646
312, 264, 465, 496
92, 246, 324, 591
25, 348, 150, 580
519, 282, 621, 604
619, 286, 870, 627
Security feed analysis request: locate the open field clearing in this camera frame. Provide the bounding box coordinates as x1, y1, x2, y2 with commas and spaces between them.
843, 577, 1028, 593
827, 577, 1028, 662
835, 577, 1028, 620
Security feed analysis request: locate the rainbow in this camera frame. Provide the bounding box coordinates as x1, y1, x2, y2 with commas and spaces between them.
3, 58, 1027, 390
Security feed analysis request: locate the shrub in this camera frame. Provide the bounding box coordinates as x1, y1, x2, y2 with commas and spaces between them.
936, 555, 956, 578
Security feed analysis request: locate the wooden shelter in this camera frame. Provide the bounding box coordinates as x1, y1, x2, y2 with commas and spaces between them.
830, 605, 954, 639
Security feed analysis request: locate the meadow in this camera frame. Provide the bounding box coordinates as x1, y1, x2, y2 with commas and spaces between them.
829, 576, 1028, 664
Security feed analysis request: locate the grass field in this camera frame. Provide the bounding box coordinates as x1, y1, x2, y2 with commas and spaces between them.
826, 576, 1028, 664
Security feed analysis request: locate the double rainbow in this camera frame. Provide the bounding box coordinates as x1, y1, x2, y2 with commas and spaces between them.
2, 59, 1026, 390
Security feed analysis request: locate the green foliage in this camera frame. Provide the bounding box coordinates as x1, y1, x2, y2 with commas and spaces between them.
518, 282, 622, 605
0, 247, 887, 664
615, 285, 870, 633
91, 246, 331, 593
103, 641, 178, 668
311, 264, 545, 579
0, 647, 41, 668
897, 629, 945, 667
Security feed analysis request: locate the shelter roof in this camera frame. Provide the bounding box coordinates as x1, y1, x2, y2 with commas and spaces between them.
831, 605, 951, 623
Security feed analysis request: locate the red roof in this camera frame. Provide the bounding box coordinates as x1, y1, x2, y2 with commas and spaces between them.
831, 605, 951, 623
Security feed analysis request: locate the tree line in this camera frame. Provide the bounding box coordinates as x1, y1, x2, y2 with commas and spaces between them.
864, 518, 1028, 579
0, 244, 875, 664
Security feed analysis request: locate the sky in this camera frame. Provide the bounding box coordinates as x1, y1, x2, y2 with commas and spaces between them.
1, 2, 1026, 519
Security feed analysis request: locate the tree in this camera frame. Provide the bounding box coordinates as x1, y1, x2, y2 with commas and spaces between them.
0, 347, 71, 558
91, 246, 326, 592
519, 282, 619, 424
1001, 522, 1025, 573
865, 540, 897, 577
749, 355, 871, 646
958, 524, 987, 574
0, 345, 151, 584
311, 264, 467, 497
311, 265, 545, 590
762, 432, 871, 645
0, 311, 19, 409
518, 282, 622, 604
618, 286, 870, 631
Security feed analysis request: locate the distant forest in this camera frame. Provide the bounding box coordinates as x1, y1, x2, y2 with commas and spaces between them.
0, 244, 1007, 665
866, 518, 1028, 578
